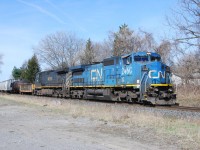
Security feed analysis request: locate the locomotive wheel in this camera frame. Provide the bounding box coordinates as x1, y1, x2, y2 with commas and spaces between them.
126, 96, 132, 102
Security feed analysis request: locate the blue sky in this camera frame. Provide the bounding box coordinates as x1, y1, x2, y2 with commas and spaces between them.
0, 0, 178, 81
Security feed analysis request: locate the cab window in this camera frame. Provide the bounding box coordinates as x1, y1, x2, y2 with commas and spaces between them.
123, 56, 132, 65
151, 56, 161, 61
134, 56, 148, 62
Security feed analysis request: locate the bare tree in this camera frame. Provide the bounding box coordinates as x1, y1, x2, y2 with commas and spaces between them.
93, 40, 113, 61
33, 31, 84, 70
174, 50, 199, 84
154, 40, 172, 64
167, 0, 200, 48
79, 38, 114, 64
167, 0, 200, 80
139, 30, 155, 52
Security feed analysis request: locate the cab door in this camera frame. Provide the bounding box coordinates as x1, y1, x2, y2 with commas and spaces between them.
121, 55, 133, 85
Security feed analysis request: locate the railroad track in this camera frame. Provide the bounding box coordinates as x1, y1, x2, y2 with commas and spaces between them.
157, 105, 200, 112
1, 93, 200, 113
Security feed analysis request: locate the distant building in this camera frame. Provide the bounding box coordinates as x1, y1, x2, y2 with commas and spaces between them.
171, 73, 182, 86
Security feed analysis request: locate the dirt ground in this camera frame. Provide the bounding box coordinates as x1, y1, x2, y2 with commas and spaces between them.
0, 96, 187, 150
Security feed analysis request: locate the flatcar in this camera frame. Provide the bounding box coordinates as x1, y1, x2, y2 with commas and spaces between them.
34, 51, 176, 105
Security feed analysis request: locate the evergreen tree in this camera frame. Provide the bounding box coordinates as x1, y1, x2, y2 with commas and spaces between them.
12, 66, 22, 80
11, 56, 40, 82
25, 54, 40, 82
111, 24, 156, 56
113, 24, 134, 56
20, 61, 28, 80
81, 38, 95, 64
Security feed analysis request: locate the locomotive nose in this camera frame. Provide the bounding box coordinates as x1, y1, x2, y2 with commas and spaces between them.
148, 62, 167, 84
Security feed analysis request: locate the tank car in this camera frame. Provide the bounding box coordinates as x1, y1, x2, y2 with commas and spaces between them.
0, 79, 15, 93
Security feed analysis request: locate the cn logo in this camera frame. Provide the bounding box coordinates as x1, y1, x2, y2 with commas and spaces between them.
91, 69, 103, 81
148, 70, 165, 79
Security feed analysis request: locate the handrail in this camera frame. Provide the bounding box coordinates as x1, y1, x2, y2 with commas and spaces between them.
140, 72, 147, 100
140, 70, 149, 100
144, 73, 149, 92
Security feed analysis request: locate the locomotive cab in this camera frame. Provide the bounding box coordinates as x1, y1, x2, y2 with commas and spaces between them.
113, 51, 176, 105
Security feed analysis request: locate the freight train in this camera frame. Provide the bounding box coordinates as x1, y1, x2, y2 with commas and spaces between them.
0, 51, 176, 105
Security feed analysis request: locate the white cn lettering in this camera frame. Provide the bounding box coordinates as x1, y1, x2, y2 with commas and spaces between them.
148, 70, 165, 79
91, 69, 102, 81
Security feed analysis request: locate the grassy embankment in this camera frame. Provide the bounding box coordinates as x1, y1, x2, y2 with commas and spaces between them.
0, 94, 200, 149
177, 86, 200, 107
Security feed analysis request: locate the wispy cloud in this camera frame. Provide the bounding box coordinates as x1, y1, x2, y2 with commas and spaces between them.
44, 0, 87, 32
17, 0, 66, 24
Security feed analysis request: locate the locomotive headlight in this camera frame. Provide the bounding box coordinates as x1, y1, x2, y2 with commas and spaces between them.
137, 80, 140, 84
142, 65, 148, 71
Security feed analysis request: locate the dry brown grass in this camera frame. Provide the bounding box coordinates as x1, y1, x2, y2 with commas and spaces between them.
176, 85, 200, 107
1, 94, 200, 149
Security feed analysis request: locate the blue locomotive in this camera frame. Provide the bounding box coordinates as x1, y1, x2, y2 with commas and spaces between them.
34, 51, 176, 105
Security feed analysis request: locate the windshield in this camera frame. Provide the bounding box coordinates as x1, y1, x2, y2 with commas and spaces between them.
151, 56, 161, 61
134, 55, 148, 62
